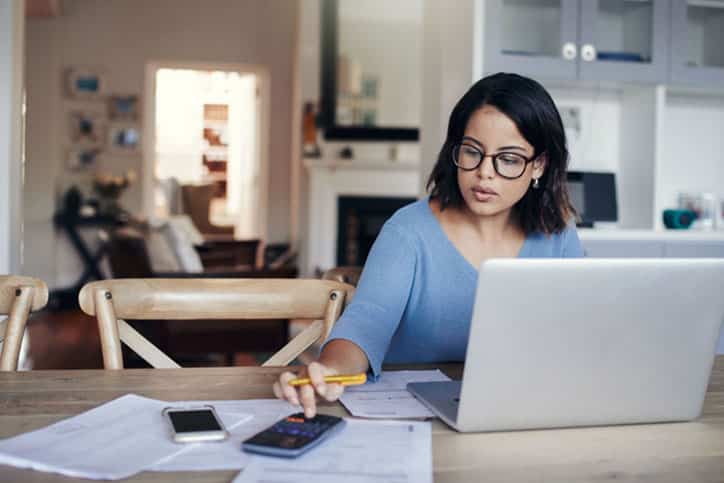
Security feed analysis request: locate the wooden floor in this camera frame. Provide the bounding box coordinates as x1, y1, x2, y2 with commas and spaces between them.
25, 310, 263, 370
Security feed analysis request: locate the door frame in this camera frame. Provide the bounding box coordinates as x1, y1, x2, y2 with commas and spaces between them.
0, 0, 25, 274
143, 60, 271, 241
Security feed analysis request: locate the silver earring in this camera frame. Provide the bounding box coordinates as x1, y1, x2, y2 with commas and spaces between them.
532, 178, 540, 189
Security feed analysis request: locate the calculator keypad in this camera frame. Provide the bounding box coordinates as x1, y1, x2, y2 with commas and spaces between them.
270, 414, 338, 441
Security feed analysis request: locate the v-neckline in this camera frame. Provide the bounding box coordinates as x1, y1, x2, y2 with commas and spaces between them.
423, 198, 529, 276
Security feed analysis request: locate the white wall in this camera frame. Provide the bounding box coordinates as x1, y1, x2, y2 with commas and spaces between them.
24, 0, 298, 287
546, 86, 621, 174
0, 0, 25, 275
420, 0, 477, 195
657, 92, 724, 228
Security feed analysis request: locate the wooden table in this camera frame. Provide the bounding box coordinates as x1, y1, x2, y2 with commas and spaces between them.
1, 357, 723, 482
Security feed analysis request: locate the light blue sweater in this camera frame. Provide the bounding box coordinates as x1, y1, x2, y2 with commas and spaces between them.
324, 197, 584, 377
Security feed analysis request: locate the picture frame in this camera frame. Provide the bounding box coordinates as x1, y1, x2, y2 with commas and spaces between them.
108, 123, 141, 155
66, 146, 101, 171
65, 67, 107, 99
109, 94, 140, 121
69, 111, 105, 145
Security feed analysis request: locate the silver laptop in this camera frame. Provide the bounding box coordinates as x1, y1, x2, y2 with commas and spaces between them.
407, 258, 724, 432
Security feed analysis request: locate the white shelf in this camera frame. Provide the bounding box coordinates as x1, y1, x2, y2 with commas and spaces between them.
578, 228, 724, 241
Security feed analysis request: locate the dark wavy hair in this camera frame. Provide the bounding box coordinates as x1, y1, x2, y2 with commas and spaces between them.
426, 72, 575, 235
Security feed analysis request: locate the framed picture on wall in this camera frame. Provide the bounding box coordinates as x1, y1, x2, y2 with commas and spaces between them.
109, 94, 140, 121
66, 146, 101, 171
108, 123, 141, 155
65, 67, 107, 99
69, 111, 105, 145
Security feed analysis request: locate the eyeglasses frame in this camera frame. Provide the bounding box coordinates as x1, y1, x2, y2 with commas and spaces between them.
451, 142, 538, 180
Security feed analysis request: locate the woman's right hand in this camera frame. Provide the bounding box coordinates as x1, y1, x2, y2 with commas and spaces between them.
273, 361, 346, 418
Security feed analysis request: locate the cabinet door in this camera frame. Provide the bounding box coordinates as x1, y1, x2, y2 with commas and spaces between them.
670, 0, 724, 86
484, 0, 579, 81
581, 239, 666, 258
578, 0, 669, 83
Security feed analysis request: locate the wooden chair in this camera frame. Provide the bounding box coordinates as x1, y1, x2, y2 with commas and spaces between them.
180, 183, 235, 237
78, 278, 355, 369
0, 276, 49, 371
322, 266, 363, 287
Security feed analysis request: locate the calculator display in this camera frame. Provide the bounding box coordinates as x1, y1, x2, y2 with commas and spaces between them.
243, 413, 345, 452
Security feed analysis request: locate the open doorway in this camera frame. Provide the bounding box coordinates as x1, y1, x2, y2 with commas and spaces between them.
143, 62, 269, 240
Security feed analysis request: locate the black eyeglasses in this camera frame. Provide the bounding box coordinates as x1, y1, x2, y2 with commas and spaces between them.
452, 143, 535, 180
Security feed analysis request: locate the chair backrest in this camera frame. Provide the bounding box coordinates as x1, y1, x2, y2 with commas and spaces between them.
323, 266, 363, 287
78, 278, 355, 369
0, 276, 49, 371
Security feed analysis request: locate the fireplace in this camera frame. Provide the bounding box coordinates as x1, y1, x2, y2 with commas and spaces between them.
337, 196, 416, 266
304, 158, 420, 275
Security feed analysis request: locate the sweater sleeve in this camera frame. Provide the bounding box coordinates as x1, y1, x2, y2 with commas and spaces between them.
321, 221, 416, 379
562, 225, 585, 258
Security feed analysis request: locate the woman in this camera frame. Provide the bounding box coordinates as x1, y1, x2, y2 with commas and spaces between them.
274, 73, 583, 417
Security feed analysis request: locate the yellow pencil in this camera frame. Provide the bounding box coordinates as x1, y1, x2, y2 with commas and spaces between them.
289, 373, 367, 387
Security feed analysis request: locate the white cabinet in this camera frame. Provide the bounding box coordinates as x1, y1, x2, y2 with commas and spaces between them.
579, 229, 724, 354
670, 0, 724, 87
579, 230, 724, 258
482, 0, 669, 84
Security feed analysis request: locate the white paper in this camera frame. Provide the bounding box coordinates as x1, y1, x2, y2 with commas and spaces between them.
233, 419, 432, 483
150, 399, 298, 472
0, 394, 253, 480
339, 370, 451, 418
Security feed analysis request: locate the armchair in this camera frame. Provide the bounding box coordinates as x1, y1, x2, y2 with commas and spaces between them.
180, 183, 235, 237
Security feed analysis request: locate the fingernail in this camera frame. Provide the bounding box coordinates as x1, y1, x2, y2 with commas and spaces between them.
316, 384, 326, 396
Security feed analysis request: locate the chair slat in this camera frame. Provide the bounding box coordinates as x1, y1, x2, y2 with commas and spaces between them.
118, 319, 180, 369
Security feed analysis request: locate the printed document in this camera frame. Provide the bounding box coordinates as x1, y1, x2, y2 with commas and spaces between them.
340, 370, 451, 418
233, 419, 432, 483
0, 394, 250, 480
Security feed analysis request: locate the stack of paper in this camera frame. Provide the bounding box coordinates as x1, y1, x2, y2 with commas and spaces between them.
234, 419, 433, 483
339, 370, 451, 418
0, 394, 281, 479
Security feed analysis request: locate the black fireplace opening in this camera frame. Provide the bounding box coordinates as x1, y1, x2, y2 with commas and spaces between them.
337, 196, 417, 267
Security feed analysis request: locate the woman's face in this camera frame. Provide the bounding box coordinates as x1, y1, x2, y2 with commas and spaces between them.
456, 105, 545, 219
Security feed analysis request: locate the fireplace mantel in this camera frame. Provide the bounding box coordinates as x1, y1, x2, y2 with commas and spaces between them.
303, 158, 420, 172
305, 158, 420, 276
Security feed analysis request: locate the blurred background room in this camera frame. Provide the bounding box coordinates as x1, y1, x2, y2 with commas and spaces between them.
2, 0, 723, 370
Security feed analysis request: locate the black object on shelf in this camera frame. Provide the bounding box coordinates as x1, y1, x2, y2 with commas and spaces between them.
48, 211, 128, 311
566, 171, 618, 228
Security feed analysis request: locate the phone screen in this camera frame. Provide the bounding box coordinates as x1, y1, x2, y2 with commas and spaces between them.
168, 410, 222, 433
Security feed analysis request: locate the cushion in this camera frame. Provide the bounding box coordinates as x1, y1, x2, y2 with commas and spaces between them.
164, 219, 204, 273
145, 225, 182, 272
169, 215, 205, 246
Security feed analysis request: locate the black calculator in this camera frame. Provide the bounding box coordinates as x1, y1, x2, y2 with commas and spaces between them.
241, 413, 346, 458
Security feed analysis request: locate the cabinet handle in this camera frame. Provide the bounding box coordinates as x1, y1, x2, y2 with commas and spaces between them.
581, 44, 597, 62
562, 42, 577, 61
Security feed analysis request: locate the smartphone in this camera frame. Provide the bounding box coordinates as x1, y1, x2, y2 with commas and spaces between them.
241, 413, 346, 458
163, 405, 229, 443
